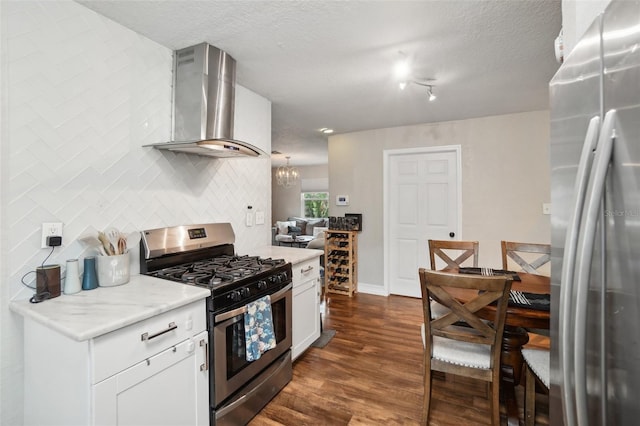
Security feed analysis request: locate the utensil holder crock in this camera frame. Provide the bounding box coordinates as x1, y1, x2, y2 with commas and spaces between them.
96, 252, 130, 287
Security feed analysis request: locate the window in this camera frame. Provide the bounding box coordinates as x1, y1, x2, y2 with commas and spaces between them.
301, 192, 329, 218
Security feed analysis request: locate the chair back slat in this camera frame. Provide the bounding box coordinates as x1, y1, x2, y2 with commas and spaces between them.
429, 240, 479, 270
501, 241, 551, 274
429, 287, 501, 339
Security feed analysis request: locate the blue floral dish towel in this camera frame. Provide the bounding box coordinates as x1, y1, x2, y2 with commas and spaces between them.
244, 295, 276, 361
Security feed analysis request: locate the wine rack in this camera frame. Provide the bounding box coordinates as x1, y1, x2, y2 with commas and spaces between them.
324, 230, 358, 297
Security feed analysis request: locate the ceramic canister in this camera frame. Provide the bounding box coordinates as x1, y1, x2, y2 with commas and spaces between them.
63, 259, 82, 295
35, 264, 61, 298
82, 256, 99, 290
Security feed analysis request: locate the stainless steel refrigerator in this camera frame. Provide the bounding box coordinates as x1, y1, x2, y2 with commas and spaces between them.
550, 0, 640, 425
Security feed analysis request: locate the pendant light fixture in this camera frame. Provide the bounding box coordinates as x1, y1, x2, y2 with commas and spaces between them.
276, 156, 299, 188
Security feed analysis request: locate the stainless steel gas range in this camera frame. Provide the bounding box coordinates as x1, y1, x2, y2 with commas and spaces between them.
140, 223, 292, 425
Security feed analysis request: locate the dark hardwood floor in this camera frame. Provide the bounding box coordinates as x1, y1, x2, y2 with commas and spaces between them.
250, 292, 549, 425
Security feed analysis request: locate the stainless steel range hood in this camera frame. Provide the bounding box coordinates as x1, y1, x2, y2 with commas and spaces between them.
145, 43, 266, 158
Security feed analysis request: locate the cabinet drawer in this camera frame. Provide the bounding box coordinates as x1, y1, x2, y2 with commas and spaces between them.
293, 258, 320, 286
91, 301, 206, 384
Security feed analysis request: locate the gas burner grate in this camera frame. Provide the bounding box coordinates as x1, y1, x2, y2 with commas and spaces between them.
148, 255, 287, 289
259, 257, 286, 267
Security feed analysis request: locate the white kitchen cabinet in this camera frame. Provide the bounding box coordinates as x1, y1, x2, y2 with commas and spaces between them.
234, 84, 271, 155
94, 330, 208, 426
291, 256, 321, 360
22, 299, 208, 426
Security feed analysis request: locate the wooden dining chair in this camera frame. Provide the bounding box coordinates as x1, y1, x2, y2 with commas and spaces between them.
428, 239, 479, 271
419, 269, 513, 425
501, 241, 551, 274
428, 240, 480, 319
522, 348, 550, 426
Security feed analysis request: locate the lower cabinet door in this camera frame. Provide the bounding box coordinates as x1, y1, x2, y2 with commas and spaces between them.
292, 277, 321, 360
93, 331, 209, 426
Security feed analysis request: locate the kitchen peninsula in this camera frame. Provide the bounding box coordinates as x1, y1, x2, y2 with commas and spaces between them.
10, 244, 322, 425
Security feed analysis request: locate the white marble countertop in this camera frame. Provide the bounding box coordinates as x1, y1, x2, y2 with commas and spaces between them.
9, 274, 210, 342
248, 245, 322, 265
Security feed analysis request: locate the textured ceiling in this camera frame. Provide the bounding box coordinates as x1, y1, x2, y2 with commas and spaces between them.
76, 0, 562, 166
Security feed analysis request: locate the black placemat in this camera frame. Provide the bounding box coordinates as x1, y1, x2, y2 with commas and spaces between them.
509, 291, 550, 311
477, 290, 551, 311
458, 267, 522, 281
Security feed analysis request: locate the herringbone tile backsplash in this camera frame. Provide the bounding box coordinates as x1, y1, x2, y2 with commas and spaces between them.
5, 0, 272, 299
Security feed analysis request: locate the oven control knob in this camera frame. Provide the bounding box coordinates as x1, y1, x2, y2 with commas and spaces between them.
257, 280, 267, 290
277, 272, 287, 283
240, 287, 251, 298
229, 290, 242, 302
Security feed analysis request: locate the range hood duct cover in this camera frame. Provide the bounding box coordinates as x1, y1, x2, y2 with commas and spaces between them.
145, 43, 266, 158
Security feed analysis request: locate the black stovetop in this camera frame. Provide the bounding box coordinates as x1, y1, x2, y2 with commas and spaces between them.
144, 252, 291, 313
146, 254, 286, 288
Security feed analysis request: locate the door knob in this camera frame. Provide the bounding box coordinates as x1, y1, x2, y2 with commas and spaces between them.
449, 232, 455, 238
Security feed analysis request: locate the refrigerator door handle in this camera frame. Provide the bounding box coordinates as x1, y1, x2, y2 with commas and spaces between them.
573, 109, 617, 426
559, 115, 601, 426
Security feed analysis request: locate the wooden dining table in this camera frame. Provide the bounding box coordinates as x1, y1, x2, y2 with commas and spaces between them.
444, 268, 550, 425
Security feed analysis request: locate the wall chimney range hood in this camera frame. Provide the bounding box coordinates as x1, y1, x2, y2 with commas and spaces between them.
145, 43, 266, 158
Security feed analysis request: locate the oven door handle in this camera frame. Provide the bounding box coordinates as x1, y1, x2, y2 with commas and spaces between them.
214, 283, 292, 323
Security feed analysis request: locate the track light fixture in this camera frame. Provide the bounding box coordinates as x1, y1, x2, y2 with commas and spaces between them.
399, 79, 437, 101
394, 54, 437, 101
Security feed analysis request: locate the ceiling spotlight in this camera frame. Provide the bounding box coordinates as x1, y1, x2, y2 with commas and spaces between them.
427, 86, 437, 101
399, 78, 438, 101
319, 127, 334, 134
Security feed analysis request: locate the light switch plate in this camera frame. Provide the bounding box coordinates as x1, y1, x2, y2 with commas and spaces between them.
246, 212, 254, 227
542, 203, 551, 215
255, 211, 265, 225
336, 195, 349, 206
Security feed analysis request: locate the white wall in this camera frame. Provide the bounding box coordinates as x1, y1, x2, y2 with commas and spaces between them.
329, 111, 551, 294
0, 2, 271, 424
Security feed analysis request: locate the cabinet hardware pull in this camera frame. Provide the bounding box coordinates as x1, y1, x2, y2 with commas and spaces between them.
141, 322, 177, 341
301, 266, 314, 274
200, 339, 209, 371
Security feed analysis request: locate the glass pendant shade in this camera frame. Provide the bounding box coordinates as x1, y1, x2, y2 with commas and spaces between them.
276, 157, 299, 188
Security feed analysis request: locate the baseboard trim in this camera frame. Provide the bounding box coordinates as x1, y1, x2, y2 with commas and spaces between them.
357, 282, 389, 296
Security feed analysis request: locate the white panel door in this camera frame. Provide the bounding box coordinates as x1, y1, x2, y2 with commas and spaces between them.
386, 148, 460, 297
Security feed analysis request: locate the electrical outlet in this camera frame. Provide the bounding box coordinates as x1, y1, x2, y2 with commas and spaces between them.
41, 222, 63, 248
542, 203, 551, 215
